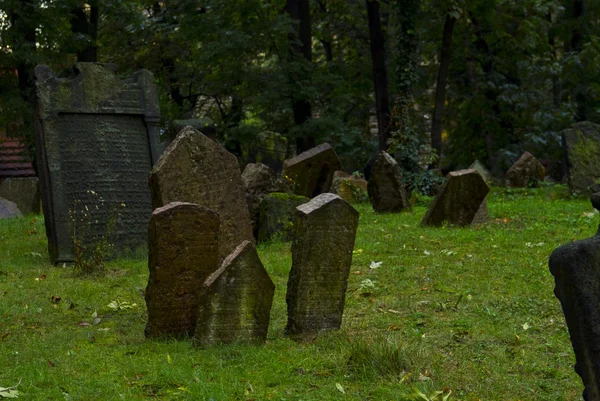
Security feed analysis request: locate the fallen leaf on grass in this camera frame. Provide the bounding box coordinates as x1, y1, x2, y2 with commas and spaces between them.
369, 261, 382, 269
335, 383, 345, 394
34, 274, 46, 281
0, 379, 21, 399
47, 359, 55, 367
49, 295, 61, 304
78, 322, 90, 327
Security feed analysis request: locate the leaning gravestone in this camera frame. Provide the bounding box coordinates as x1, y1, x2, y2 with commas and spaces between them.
194, 240, 275, 346
469, 160, 493, 184
282, 143, 342, 198
34, 63, 161, 264
0, 197, 22, 219
421, 169, 489, 227
0, 177, 40, 215
149, 127, 254, 262
248, 131, 288, 173
367, 151, 411, 213
257, 192, 309, 244
285, 193, 359, 341
549, 193, 600, 401
505, 151, 545, 188
145, 202, 219, 339
562, 121, 600, 194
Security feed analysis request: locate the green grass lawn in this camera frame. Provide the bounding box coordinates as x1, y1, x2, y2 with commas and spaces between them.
0, 186, 590, 400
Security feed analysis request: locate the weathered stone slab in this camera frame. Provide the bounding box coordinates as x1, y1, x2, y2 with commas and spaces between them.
34, 63, 161, 264
0, 197, 22, 219
257, 192, 310, 244
0, 177, 40, 215
145, 202, 219, 339
421, 169, 489, 227
285, 193, 359, 340
194, 240, 275, 346
562, 121, 600, 194
505, 151, 545, 188
549, 194, 600, 401
469, 160, 493, 184
149, 127, 254, 262
331, 171, 368, 203
367, 152, 411, 213
248, 131, 288, 173
282, 143, 342, 198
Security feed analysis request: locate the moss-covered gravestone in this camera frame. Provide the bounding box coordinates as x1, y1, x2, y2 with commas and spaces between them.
0, 177, 40, 215
149, 127, 254, 262
248, 131, 288, 173
549, 193, 600, 401
282, 143, 342, 198
331, 171, 368, 204
34, 63, 161, 264
562, 121, 600, 194
505, 151, 545, 188
285, 193, 359, 341
421, 169, 489, 227
257, 192, 309, 243
145, 202, 219, 339
367, 151, 411, 213
194, 240, 275, 346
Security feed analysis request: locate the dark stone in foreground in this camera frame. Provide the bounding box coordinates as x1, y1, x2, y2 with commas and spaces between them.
34, 63, 161, 264
562, 121, 600, 194
282, 143, 342, 198
257, 192, 310, 243
549, 195, 600, 401
285, 193, 359, 341
145, 202, 219, 339
505, 151, 545, 188
421, 169, 489, 227
0, 177, 40, 215
367, 152, 410, 213
149, 127, 254, 262
0, 197, 22, 219
194, 240, 275, 346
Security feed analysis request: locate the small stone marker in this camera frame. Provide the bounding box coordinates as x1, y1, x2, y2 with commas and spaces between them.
257, 192, 310, 243
34, 63, 161, 264
562, 121, 600, 194
549, 193, 600, 401
248, 131, 288, 173
367, 151, 411, 213
469, 160, 493, 184
505, 151, 545, 188
285, 193, 359, 340
282, 143, 342, 198
194, 240, 275, 346
149, 127, 254, 262
331, 171, 368, 203
0, 197, 22, 219
421, 169, 489, 227
145, 202, 219, 339
0, 177, 40, 215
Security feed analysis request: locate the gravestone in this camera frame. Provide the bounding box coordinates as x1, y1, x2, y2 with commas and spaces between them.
149, 127, 254, 262
331, 171, 368, 203
145, 202, 219, 339
505, 151, 545, 188
257, 192, 310, 244
421, 169, 489, 227
248, 131, 288, 173
0, 177, 40, 215
34, 63, 161, 264
367, 152, 410, 213
562, 121, 600, 194
285, 193, 359, 341
0, 197, 22, 219
168, 118, 216, 143
282, 143, 342, 198
194, 240, 275, 346
549, 193, 600, 401
469, 160, 493, 184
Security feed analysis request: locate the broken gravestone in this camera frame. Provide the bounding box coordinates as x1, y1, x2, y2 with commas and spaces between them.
367, 152, 411, 213
282, 143, 342, 198
149, 127, 254, 262
549, 193, 600, 401
0, 177, 40, 215
331, 171, 368, 203
0, 197, 22, 219
562, 121, 600, 194
248, 131, 288, 173
421, 169, 489, 227
145, 202, 219, 339
257, 192, 310, 244
34, 63, 161, 264
194, 240, 275, 346
285, 193, 359, 341
505, 151, 545, 188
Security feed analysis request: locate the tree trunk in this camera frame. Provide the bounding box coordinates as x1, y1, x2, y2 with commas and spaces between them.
571, 0, 586, 121
366, 0, 391, 152
430, 14, 456, 167
70, 1, 99, 62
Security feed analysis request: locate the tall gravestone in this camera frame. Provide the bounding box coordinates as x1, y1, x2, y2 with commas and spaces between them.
194, 240, 275, 346
562, 121, 600, 194
549, 193, 600, 401
34, 63, 161, 264
149, 127, 254, 262
282, 143, 342, 198
145, 202, 219, 339
367, 151, 411, 213
421, 169, 489, 227
285, 193, 359, 341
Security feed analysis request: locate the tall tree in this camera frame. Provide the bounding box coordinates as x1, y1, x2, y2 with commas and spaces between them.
70, 0, 99, 62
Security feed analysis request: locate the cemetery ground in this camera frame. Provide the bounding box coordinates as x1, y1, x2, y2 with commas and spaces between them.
0, 186, 589, 400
